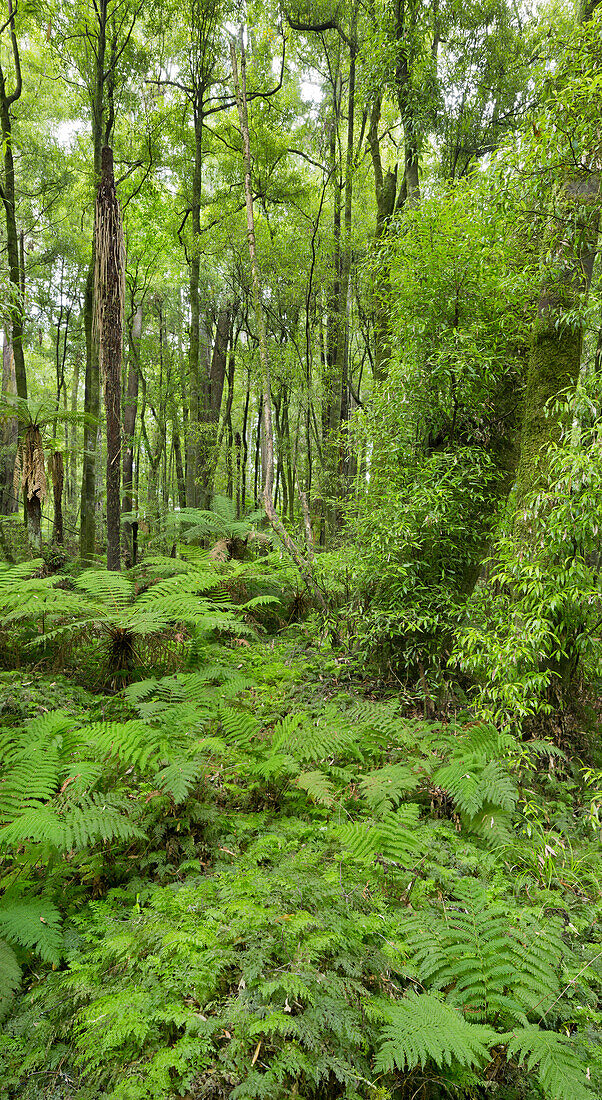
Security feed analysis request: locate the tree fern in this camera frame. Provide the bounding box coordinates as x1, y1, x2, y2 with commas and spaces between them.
375, 992, 498, 1072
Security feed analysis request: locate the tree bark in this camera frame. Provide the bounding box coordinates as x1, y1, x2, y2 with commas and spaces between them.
0, 337, 18, 515
50, 451, 64, 545
95, 145, 124, 571
514, 174, 600, 532
122, 301, 141, 565
0, 0, 26, 403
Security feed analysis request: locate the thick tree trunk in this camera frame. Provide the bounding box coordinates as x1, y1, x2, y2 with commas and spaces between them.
514, 170, 600, 531
95, 145, 124, 571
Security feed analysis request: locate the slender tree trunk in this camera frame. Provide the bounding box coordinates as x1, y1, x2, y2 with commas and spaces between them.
122, 301, 140, 565
231, 35, 327, 611
0, 337, 18, 514
241, 373, 250, 512
80, 0, 108, 562
0, 3, 26, 404
69, 350, 80, 507
50, 451, 64, 544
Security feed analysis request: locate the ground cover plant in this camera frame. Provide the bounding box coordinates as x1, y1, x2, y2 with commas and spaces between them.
1, 557, 602, 1099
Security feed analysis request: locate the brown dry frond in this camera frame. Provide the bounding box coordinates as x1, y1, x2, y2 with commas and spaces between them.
14, 425, 47, 502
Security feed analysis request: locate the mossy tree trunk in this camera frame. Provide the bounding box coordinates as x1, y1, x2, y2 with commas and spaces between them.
514, 170, 600, 533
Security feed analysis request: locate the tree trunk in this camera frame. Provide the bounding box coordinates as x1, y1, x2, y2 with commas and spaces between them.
0, 337, 18, 515
95, 145, 124, 571
231, 34, 327, 612
50, 451, 64, 545
80, 0, 109, 562
122, 301, 141, 565
514, 170, 600, 532
0, 3, 26, 404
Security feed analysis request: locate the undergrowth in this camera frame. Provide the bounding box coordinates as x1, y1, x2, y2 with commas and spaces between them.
0, 579, 601, 1099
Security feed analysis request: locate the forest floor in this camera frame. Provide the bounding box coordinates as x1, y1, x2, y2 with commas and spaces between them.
1, 622, 602, 1100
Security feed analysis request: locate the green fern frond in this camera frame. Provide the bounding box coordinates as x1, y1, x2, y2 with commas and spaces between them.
0, 897, 62, 963
401, 879, 563, 1027
505, 1026, 594, 1100
83, 720, 160, 770
75, 569, 135, 610
219, 707, 261, 747
375, 992, 497, 1072
295, 770, 336, 807
433, 756, 517, 819
0, 792, 144, 851
358, 764, 418, 817
154, 757, 206, 804
0, 937, 21, 1016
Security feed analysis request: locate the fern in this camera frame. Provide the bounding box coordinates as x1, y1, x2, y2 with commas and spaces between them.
219, 706, 262, 747
154, 757, 206, 804
340, 805, 423, 866
0, 937, 21, 1016
433, 752, 517, 832
358, 764, 418, 817
375, 992, 497, 1072
0, 896, 62, 964
505, 1026, 594, 1100
401, 878, 563, 1027
295, 770, 336, 807
0, 792, 144, 850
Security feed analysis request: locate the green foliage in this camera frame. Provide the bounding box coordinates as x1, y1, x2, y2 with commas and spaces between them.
454, 392, 602, 724
375, 992, 498, 1072
0, 556, 255, 684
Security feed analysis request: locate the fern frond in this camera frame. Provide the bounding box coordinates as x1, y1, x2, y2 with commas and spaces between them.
0, 792, 144, 850
433, 757, 517, 819
505, 1026, 594, 1100
0, 937, 21, 1016
375, 992, 497, 1072
75, 569, 135, 610
0, 897, 62, 963
295, 770, 336, 807
219, 707, 261, 747
83, 720, 160, 770
358, 764, 418, 817
155, 757, 206, 804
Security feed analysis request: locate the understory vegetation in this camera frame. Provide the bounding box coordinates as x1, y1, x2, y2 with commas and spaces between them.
1, 520, 602, 1100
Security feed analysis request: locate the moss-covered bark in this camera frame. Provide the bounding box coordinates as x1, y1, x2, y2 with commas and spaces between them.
514, 171, 599, 531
